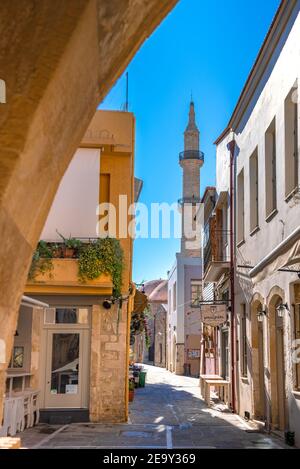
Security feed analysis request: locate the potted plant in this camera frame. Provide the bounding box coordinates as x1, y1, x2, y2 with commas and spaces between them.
64, 237, 82, 258
56, 231, 82, 258
129, 379, 135, 402
51, 243, 63, 258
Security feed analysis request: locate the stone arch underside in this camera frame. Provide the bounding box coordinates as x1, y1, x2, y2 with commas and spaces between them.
0, 0, 178, 420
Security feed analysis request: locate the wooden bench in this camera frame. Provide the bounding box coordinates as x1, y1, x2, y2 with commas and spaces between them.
204, 379, 230, 407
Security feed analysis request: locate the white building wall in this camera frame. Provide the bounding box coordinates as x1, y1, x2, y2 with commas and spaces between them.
232, 9, 300, 440
41, 148, 100, 241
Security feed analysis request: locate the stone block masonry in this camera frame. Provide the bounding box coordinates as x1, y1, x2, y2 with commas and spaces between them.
89, 303, 129, 423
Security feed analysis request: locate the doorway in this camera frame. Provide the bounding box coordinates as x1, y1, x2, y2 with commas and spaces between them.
42, 306, 90, 409
269, 294, 287, 431
257, 320, 266, 421
251, 300, 267, 423
221, 328, 229, 380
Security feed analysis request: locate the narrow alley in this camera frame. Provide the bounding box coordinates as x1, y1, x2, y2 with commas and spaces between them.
18, 366, 289, 449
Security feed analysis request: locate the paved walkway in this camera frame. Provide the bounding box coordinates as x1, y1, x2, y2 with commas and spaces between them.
19, 365, 290, 449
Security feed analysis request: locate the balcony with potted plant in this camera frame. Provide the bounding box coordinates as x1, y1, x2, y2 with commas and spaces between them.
26, 237, 124, 297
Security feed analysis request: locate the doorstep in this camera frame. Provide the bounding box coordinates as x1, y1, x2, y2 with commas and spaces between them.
40, 408, 89, 425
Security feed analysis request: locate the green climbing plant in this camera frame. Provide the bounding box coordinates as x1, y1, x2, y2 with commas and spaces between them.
78, 238, 124, 297
28, 241, 54, 280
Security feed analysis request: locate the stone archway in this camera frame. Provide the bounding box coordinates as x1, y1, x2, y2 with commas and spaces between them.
250, 293, 267, 423
0, 0, 178, 420
267, 286, 288, 431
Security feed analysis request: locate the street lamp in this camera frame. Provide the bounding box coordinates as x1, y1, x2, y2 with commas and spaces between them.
276, 302, 289, 318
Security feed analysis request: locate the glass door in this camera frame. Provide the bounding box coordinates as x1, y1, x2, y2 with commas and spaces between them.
45, 330, 83, 408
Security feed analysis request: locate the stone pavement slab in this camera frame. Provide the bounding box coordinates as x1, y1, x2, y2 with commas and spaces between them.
18, 365, 292, 449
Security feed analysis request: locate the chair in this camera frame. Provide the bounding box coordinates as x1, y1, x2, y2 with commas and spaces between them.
11, 392, 31, 431
28, 390, 40, 426
1, 396, 24, 436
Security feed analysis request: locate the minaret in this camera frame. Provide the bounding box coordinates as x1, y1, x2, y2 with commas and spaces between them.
179, 100, 204, 257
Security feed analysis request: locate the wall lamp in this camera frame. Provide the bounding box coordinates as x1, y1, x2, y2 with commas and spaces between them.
257, 309, 267, 323
276, 302, 289, 318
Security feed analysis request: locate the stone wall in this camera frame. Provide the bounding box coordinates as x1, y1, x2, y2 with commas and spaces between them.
90, 302, 128, 422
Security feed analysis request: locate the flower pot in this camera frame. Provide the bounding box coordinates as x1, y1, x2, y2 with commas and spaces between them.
129, 390, 134, 402
52, 247, 63, 258
64, 247, 75, 258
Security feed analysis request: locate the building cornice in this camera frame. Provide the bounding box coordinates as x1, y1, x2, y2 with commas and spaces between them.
249, 225, 300, 278
214, 0, 298, 145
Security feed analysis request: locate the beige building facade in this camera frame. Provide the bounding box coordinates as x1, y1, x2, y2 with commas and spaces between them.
214, 0, 300, 444
7, 110, 136, 425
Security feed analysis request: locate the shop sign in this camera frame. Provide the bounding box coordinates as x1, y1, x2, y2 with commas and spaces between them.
200, 304, 227, 326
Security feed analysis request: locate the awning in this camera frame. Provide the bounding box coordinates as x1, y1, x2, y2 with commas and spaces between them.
133, 289, 148, 314
250, 226, 300, 283
21, 295, 49, 308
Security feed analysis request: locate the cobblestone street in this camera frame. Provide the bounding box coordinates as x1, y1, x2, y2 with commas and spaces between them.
19, 365, 290, 449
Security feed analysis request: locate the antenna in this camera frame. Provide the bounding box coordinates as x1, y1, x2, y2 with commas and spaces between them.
125, 72, 129, 112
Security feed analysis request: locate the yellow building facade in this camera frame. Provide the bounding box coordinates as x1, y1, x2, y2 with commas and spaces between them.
9, 110, 135, 424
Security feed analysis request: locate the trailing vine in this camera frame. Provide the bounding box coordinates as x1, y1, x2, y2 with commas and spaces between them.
78, 238, 124, 297
130, 305, 152, 349
28, 238, 124, 296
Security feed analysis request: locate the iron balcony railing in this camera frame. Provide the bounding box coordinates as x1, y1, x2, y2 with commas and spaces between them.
203, 228, 230, 274
179, 150, 204, 162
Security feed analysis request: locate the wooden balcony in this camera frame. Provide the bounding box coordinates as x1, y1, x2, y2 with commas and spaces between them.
203, 222, 230, 283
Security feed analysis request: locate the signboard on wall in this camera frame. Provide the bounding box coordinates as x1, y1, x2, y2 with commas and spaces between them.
188, 349, 200, 359
200, 304, 227, 327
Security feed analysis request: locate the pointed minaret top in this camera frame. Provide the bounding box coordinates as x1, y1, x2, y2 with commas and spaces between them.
184, 99, 199, 150
185, 99, 198, 132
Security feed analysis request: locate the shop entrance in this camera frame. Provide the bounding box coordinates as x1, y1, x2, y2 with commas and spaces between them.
42, 307, 90, 409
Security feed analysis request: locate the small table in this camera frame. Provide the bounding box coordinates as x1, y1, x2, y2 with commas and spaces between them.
204, 379, 230, 407
6, 372, 32, 397
199, 374, 223, 398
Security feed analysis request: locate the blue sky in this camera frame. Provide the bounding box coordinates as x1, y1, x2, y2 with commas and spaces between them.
100, 0, 281, 283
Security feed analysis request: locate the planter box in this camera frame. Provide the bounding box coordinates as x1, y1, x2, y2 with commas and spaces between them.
26, 259, 113, 295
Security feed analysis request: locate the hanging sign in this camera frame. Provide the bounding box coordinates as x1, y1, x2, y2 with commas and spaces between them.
200, 304, 227, 327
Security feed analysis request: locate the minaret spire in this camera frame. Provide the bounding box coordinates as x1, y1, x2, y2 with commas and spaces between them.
184, 99, 199, 150
179, 99, 204, 257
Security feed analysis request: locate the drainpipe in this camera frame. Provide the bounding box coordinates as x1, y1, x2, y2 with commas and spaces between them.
228, 132, 236, 413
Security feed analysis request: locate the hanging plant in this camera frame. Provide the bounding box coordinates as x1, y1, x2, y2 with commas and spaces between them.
28, 241, 54, 280
78, 238, 124, 297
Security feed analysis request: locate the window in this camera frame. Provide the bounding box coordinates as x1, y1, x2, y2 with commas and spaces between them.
173, 282, 177, 311
285, 84, 299, 197
237, 169, 245, 243
249, 148, 259, 232
44, 307, 89, 325
265, 118, 277, 216
9, 346, 24, 369
221, 329, 229, 380
240, 304, 247, 377
191, 280, 201, 306
294, 304, 300, 391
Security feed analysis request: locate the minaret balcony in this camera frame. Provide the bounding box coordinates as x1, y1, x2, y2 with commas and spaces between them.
178, 196, 201, 205
179, 150, 204, 162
